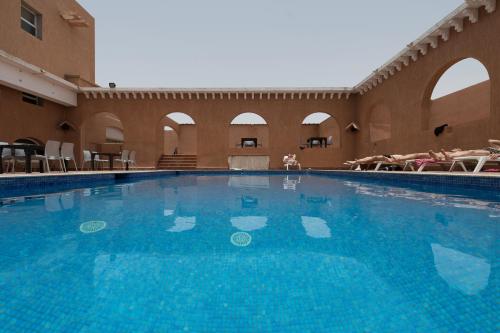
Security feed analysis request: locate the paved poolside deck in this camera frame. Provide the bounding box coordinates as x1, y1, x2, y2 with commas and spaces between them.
1, 169, 499, 178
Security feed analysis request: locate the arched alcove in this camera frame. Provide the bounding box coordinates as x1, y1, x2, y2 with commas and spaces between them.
427, 58, 490, 129
163, 125, 179, 155
160, 112, 197, 155
300, 112, 339, 149
229, 112, 269, 148
82, 112, 124, 153
368, 105, 391, 143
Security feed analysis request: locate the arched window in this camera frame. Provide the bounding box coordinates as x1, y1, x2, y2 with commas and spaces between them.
230, 112, 267, 125
369, 105, 391, 143
161, 113, 196, 155
166, 112, 195, 124
300, 112, 339, 148
431, 58, 489, 100
229, 112, 269, 148
429, 58, 490, 128
302, 112, 331, 124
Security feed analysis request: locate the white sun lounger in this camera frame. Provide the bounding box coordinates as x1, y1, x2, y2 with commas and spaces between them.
404, 159, 467, 172
451, 156, 500, 173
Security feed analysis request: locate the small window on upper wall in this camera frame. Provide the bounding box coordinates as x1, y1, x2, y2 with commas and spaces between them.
21, 2, 42, 39
22, 92, 44, 106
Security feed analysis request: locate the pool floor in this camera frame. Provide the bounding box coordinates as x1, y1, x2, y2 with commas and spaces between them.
0, 174, 498, 332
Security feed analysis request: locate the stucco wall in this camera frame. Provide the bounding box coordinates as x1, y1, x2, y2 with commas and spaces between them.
354, 6, 499, 158
0, 85, 66, 144
0, 0, 95, 84
66, 96, 356, 169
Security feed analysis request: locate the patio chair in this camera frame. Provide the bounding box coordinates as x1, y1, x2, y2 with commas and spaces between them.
0, 142, 14, 172
114, 150, 129, 170
127, 150, 136, 169
82, 150, 108, 170
326, 136, 333, 147
61, 142, 78, 171
81, 150, 92, 170
11, 142, 57, 173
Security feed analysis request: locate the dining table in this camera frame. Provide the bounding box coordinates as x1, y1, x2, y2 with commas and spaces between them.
0, 144, 45, 174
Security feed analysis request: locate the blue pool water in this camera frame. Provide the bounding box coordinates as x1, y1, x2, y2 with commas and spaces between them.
0, 174, 498, 332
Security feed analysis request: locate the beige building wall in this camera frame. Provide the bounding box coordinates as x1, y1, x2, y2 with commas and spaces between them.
66, 96, 356, 169
0, 85, 66, 144
0, 0, 95, 85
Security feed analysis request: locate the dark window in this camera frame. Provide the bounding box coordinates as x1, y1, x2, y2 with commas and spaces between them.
21, 3, 42, 39
22, 92, 44, 106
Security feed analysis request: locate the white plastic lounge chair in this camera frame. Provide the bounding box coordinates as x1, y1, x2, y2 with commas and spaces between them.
61, 142, 78, 171
451, 155, 500, 173
423, 160, 466, 172
114, 150, 129, 170
283, 155, 301, 170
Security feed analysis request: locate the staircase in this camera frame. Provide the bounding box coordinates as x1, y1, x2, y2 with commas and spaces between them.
157, 155, 197, 170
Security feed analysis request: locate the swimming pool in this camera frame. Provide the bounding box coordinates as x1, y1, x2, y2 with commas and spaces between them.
0, 173, 498, 332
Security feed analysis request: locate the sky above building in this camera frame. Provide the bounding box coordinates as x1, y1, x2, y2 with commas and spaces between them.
79, 0, 488, 94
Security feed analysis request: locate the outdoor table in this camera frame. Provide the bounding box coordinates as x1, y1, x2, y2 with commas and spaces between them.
90, 152, 128, 171
0, 144, 45, 174
307, 137, 327, 148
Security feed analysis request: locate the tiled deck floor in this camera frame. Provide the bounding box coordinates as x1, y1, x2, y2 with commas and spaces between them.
0, 169, 499, 178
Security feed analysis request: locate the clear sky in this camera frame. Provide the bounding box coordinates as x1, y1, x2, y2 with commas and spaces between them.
79, 0, 488, 91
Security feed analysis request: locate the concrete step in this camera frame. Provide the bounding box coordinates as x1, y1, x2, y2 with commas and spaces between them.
157, 155, 197, 170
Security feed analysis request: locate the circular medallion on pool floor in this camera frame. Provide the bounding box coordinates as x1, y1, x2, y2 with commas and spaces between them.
80, 221, 107, 233
230, 232, 252, 247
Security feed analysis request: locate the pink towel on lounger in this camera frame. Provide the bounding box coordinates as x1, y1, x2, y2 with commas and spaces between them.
415, 158, 436, 167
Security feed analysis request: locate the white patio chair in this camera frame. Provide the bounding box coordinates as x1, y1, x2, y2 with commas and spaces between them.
11, 142, 50, 172
82, 150, 108, 170
326, 136, 333, 147
114, 150, 129, 170
0, 142, 14, 172
34, 140, 64, 173
81, 150, 92, 170
61, 142, 78, 171
127, 150, 136, 169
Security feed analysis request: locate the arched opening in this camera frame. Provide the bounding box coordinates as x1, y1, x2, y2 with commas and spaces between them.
163, 126, 178, 155
14, 137, 43, 146
428, 58, 490, 129
369, 105, 391, 143
300, 112, 339, 149
82, 112, 124, 153
229, 112, 269, 148
160, 112, 197, 155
